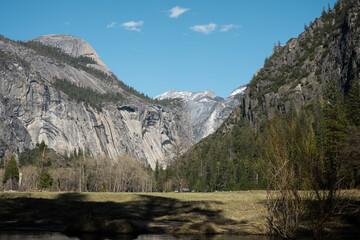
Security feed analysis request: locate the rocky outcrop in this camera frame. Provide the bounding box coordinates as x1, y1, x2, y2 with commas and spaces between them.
155, 87, 245, 142
0, 34, 193, 168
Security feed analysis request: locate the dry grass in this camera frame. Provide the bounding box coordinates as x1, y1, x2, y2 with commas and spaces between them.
144, 191, 268, 232
0, 190, 268, 235
1, 190, 358, 236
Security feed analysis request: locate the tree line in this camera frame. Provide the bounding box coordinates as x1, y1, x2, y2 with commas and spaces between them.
1, 141, 153, 192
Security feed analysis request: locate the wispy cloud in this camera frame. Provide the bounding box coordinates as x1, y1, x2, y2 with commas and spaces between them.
64, 21, 70, 26
169, 6, 190, 18
107, 22, 116, 29
121, 21, 144, 32
220, 24, 241, 32
190, 23, 217, 34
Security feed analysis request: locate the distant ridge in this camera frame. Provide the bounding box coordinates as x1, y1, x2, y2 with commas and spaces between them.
155, 86, 245, 142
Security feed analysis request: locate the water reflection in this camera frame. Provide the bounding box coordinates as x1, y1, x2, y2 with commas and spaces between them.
0, 231, 272, 240
0, 231, 77, 240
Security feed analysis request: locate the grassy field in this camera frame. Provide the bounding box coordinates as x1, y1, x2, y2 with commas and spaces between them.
0, 190, 359, 237
0, 191, 268, 235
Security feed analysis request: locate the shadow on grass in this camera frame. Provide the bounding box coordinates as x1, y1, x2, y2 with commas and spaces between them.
301, 199, 360, 238
0, 192, 236, 236
56, 192, 88, 201
136, 194, 225, 221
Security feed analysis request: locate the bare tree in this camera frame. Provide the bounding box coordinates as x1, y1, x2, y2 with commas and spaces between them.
263, 116, 305, 239
171, 141, 189, 192
19, 165, 40, 191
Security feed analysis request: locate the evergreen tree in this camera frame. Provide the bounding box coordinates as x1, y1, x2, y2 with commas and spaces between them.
304, 82, 350, 239
345, 78, 360, 126
38, 140, 46, 167
39, 140, 46, 153
3, 156, 19, 189
321, 80, 348, 189
154, 161, 164, 192
343, 78, 360, 187
304, 23, 308, 31
322, 6, 327, 17
39, 171, 54, 190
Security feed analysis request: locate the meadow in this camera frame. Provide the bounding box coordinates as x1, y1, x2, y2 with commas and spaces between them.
0, 190, 358, 237
0, 191, 268, 235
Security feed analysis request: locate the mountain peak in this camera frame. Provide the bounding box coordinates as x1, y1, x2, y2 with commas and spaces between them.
31, 34, 110, 73
154, 87, 244, 142
203, 89, 216, 99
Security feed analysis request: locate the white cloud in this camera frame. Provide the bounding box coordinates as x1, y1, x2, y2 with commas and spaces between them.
107, 22, 116, 28
190, 23, 217, 34
220, 24, 241, 32
121, 21, 144, 32
169, 6, 190, 18
64, 21, 70, 26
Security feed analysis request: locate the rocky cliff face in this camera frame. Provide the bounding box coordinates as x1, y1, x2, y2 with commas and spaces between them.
0, 34, 193, 168
242, 0, 360, 125
155, 87, 245, 142
33, 34, 111, 75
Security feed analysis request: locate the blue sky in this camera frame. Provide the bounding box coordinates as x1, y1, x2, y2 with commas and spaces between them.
0, 0, 337, 98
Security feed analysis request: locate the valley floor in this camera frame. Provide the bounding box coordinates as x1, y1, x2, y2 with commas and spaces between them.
0, 190, 359, 238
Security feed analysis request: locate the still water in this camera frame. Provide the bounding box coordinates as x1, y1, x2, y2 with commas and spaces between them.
0, 231, 272, 240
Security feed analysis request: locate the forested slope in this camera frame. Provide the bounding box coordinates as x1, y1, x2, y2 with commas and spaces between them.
165, 0, 360, 191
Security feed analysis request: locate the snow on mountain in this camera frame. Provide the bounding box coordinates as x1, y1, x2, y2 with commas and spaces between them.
155, 86, 246, 142
229, 86, 246, 97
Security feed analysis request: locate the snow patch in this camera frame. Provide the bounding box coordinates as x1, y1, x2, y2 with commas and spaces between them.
229, 86, 246, 97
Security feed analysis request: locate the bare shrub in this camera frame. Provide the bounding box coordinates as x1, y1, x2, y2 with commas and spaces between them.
19, 165, 40, 191
263, 115, 305, 239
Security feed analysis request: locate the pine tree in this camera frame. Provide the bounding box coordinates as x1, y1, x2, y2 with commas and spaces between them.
38, 140, 47, 168
304, 23, 308, 31
321, 80, 348, 189
3, 156, 19, 190
39, 171, 53, 190
307, 81, 350, 239
154, 161, 164, 192
322, 6, 327, 17
344, 78, 360, 187
345, 78, 360, 126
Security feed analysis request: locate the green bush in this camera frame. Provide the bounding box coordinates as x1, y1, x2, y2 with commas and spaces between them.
3, 156, 19, 185
39, 171, 53, 190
